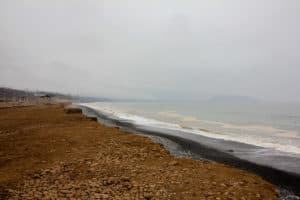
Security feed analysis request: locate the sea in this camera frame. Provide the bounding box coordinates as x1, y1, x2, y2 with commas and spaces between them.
78, 100, 300, 199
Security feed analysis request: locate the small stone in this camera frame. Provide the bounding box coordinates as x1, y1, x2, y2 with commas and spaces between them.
168, 161, 178, 166
33, 174, 40, 179
144, 194, 152, 200
121, 176, 130, 182
60, 190, 71, 194
256, 193, 261, 198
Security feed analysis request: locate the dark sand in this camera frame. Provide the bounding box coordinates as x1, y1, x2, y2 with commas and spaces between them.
0, 104, 278, 199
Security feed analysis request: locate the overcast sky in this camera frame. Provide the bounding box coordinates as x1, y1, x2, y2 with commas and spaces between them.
0, 0, 299, 101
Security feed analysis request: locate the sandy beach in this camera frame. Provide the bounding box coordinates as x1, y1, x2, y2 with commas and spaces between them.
0, 103, 278, 199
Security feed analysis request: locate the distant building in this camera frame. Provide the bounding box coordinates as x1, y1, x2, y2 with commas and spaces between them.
34, 93, 52, 100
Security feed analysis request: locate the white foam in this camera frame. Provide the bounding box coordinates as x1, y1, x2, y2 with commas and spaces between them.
79, 102, 300, 156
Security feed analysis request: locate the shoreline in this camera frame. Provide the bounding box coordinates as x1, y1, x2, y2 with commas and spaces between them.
80, 105, 300, 198
0, 103, 278, 199
79, 106, 300, 195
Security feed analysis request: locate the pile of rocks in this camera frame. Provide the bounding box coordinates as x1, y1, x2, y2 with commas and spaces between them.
64, 105, 82, 114
7, 158, 171, 200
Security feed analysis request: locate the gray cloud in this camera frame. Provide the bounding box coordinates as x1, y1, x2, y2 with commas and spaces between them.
0, 0, 300, 101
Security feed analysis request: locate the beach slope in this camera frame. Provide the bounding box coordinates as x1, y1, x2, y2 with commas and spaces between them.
0, 104, 278, 199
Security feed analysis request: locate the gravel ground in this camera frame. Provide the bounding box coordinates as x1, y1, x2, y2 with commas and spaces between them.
0, 104, 278, 199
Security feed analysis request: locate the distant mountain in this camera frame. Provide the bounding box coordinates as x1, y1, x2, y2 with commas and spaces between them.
0, 87, 34, 101
207, 95, 258, 104
73, 96, 111, 103
0, 87, 111, 103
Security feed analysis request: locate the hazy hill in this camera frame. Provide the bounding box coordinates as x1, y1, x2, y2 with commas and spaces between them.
207, 95, 258, 104
0, 87, 111, 103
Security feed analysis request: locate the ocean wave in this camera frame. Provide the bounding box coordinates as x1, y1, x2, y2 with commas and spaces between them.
79, 103, 300, 156
158, 111, 300, 139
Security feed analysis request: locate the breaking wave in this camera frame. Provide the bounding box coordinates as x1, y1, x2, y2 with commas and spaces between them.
80, 103, 300, 156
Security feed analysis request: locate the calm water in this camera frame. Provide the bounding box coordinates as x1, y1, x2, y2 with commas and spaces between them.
82, 101, 300, 157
